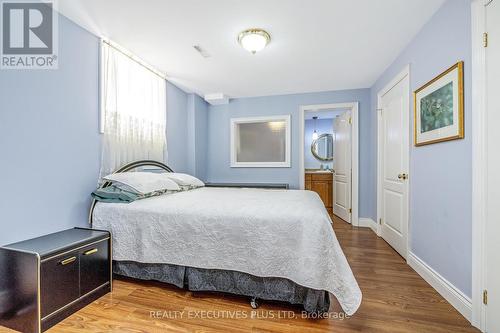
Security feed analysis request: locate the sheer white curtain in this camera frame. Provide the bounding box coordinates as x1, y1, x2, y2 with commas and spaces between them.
99, 41, 167, 179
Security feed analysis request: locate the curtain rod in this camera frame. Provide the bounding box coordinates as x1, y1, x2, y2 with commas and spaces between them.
101, 39, 167, 80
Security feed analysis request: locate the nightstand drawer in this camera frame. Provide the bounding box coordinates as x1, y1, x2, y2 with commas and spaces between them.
41, 250, 80, 318
80, 239, 110, 295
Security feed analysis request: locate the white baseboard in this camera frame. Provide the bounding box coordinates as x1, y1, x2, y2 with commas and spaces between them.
407, 252, 472, 322
358, 218, 378, 234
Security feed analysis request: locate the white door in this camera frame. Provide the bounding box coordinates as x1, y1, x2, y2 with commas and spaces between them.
333, 111, 352, 223
378, 71, 409, 259
485, 1, 500, 331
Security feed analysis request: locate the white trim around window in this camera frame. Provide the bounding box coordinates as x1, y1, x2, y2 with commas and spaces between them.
230, 115, 291, 168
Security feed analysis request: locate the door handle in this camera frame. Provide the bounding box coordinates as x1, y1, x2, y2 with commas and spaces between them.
83, 248, 98, 256
397, 173, 408, 180
60, 256, 77, 266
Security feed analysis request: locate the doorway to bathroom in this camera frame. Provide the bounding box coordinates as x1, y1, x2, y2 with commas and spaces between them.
299, 103, 359, 226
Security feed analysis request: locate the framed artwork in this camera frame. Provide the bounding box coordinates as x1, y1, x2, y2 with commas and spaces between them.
414, 61, 464, 146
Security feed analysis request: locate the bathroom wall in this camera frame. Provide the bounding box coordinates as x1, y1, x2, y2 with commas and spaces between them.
304, 118, 334, 170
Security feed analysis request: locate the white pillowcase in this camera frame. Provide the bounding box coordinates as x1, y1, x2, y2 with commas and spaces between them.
162, 173, 205, 189
103, 172, 180, 194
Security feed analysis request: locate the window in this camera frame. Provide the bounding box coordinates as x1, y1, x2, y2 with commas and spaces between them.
99, 40, 167, 178
230, 115, 291, 168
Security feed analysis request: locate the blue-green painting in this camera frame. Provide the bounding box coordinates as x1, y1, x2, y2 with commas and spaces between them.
420, 82, 454, 133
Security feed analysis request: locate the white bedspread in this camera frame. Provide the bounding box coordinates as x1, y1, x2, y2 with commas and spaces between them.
93, 187, 362, 315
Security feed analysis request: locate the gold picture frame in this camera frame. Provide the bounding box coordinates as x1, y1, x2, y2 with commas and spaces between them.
414, 61, 464, 146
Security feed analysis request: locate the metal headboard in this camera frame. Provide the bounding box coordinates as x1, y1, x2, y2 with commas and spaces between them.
88, 160, 174, 226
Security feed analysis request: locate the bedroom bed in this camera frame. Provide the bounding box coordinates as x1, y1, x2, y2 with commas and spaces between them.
90, 160, 361, 316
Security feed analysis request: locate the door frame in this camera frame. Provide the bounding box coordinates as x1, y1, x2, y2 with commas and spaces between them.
471, 0, 488, 330
299, 102, 359, 227
376, 65, 411, 254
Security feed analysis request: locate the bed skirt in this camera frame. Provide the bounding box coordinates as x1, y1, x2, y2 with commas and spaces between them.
113, 260, 330, 314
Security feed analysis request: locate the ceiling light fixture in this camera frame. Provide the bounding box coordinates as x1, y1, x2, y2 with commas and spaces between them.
312, 116, 319, 140
238, 28, 271, 54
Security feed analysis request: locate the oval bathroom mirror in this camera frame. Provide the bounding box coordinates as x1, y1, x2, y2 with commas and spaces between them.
311, 133, 334, 161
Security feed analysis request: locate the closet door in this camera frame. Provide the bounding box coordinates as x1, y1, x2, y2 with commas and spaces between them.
378, 71, 410, 259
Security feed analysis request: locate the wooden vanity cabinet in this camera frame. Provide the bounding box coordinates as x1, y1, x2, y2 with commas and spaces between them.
305, 173, 333, 214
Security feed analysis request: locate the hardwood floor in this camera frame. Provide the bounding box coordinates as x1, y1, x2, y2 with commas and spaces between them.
1, 216, 479, 332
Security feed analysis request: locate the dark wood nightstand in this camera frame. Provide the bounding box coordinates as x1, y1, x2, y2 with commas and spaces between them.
0, 228, 112, 333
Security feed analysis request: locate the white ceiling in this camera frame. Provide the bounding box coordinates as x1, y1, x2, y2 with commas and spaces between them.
57, 0, 445, 98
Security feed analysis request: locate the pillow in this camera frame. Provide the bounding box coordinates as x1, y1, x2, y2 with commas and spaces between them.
103, 172, 180, 194
161, 173, 204, 189
92, 185, 143, 203
92, 185, 176, 203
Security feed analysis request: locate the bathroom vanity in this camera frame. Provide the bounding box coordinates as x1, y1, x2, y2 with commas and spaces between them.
305, 170, 333, 214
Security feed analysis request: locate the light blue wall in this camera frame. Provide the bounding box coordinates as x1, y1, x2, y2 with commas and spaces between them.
304, 118, 334, 170
370, 0, 472, 297
166, 82, 189, 173
193, 95, 209, 180
186, 94, 195, 175
0, 15, 101, 245
0, 14, 201, 245
171, 89, 209, 179
205, 89, 375, 219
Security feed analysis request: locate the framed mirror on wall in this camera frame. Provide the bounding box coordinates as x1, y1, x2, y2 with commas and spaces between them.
311, 133, 334, 161
230, 115, 291, 168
